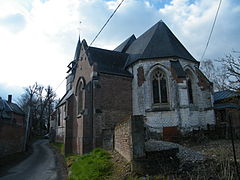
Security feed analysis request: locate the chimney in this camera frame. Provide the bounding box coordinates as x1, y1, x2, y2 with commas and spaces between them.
8, 95, 12, 103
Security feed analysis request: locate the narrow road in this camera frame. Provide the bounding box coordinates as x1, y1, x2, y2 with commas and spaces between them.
0, 140, 60, 180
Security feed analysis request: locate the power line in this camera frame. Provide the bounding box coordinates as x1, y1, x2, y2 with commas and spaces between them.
200, 0, 222, 61
55, 0, 125, 92
55, 78, 66, 91
89, 0, 125, 46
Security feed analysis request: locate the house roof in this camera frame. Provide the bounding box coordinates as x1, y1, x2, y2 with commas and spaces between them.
0, 97, 25, 118
214, 103, 240, 110
88, 47, 132, 77
123, 20, 197, 66
213, 90, 240, 102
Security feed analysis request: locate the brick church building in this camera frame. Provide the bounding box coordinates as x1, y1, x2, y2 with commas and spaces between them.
55, 20, 215, 155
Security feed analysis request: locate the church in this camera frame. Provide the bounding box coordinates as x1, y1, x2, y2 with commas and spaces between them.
55, 20, 215, 155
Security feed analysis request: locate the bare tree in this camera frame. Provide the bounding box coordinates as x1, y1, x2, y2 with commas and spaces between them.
18, 82, 56, 138
18, 82, 39, 150
201, 52, 240, 91
220, 53, 240, 91
36, 85, 56, 133
200, 59, 228, 91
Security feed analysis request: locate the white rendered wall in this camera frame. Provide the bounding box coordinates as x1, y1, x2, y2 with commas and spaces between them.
129, 58, 215, 133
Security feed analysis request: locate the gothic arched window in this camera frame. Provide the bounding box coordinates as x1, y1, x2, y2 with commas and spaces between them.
152, 69, 168, 104
76, 78, 85, 115
185, 69, 195, 105
77, 83, 83, 114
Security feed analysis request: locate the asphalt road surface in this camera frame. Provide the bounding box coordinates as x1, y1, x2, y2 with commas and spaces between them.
0, 140, 60, 180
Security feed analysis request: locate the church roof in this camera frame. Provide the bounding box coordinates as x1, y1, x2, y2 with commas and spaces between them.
170, 60, 186, 78
123, 20, 197, 66
74, 37, 81, 61
88, 47, 132, 77
114, 34, 136, 53
73, 21, 197, 78
56, 90, 73, 108
67, 37, 81, 74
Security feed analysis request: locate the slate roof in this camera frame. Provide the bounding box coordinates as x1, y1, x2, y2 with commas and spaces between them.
67, 37, 81, 74
74, 37, 81, 61
214, 103, 240, 110
56, 90, 73, 108
73, 21, 197, 78
0, 98, 25, 119
88, 47, 132, 77
123, 20, 197, 66
114, 35, 136, 53
170, 60, 186, 78
213, 90, 240, 102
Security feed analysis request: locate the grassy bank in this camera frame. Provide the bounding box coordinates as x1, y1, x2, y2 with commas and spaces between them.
67, 148, 112, 180
51, 140, 240, 179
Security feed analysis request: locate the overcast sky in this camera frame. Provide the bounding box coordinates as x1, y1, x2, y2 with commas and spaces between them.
0, 0, 239, 102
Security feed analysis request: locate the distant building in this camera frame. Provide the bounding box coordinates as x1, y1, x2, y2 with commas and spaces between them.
56, 20, 215, 155
0, 95, 25, 126
0, 95, 25, 157
54, 92, 72, 143
213, 90, 240, 137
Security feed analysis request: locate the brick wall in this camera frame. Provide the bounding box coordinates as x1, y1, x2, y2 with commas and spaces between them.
114, 117, 132, 161
56, 104, 66, 143
71, 46, 94, 154
94, 73, 132, 150
65, 95, 74, 155
114, 115, 145, 162
0, 122, 25, 158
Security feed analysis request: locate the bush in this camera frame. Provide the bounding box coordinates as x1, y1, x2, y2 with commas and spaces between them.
68, 148, 112, 180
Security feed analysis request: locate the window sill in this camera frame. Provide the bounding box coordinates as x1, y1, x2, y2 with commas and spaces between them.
146, 106, 171, 112
189, 105, 199, 111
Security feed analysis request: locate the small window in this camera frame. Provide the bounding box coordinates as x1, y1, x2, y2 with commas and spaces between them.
57, 110, 61, 126
77, 82, 83, 115
187, 78, 193, 104
185, 69, 196, 105
152, 69, 168, 104
76, 78, 85, 115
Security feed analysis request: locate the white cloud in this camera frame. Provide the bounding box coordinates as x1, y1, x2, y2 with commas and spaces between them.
0, 0, 239, 99
158, 0, 240, 60
0, 83, 24, 103
0, 0, 81, 98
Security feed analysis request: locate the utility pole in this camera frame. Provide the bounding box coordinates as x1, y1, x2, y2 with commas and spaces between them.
228, 111, 239, 179
24, 100, 31, 151
23, 92, 34, 151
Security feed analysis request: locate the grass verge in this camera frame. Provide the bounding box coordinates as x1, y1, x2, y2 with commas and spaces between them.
67, 148, 112, 180
49, 142, 64, 155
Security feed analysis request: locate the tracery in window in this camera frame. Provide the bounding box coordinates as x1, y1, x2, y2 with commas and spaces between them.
152, 69, 168, 104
